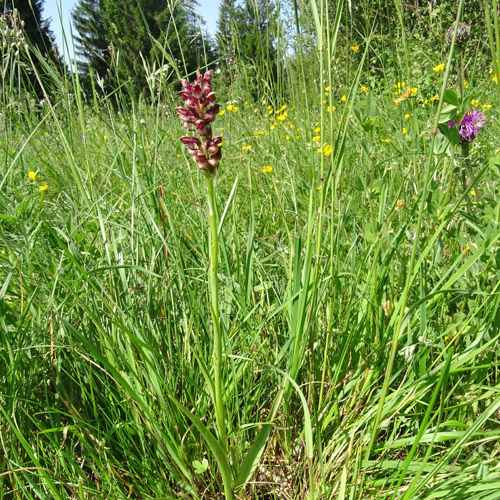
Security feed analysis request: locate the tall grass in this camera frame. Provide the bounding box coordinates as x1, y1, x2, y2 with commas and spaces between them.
1, 1, 500, 499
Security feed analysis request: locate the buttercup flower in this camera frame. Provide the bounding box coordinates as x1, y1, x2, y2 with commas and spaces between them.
28, 171, 36, 181
176, 69, 222, 175
39, 184, 48, 192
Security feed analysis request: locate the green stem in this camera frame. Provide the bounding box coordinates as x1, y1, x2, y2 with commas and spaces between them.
204, 174, 232, 498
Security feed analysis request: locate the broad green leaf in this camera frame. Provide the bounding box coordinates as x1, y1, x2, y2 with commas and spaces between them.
438, 104, 458, 124
443, 88, 459, 106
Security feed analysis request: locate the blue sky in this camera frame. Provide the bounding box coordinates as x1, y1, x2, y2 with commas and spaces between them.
44, 0, 220, 61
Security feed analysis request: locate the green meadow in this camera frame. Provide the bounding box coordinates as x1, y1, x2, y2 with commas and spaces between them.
2, 0, 500, 498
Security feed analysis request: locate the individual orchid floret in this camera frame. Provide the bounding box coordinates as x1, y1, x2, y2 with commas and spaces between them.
176, 69, 222, 175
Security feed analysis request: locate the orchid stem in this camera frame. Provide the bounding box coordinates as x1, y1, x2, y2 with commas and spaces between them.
205, 173, 233, 499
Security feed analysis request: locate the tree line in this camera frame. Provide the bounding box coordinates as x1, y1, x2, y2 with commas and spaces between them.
1, 0, 280, 100
1, 0, 494, 103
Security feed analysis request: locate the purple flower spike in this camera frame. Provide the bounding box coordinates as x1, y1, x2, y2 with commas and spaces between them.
176, 69, 222, 175
458, 110, 489, 143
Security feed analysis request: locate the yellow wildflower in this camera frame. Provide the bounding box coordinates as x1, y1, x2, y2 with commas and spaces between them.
351, 45, 359, 52
402, 127, 407, 134
218, 109, 226, 115
39, 184, 48, 192
404, 113, 410, 119
277, 111, 287, 121
433, 63, 445, 72
28, 171, 36, 181
321, 144, 332, 156
312, 135, 321, 143
262, 165, 273, 173
227, 104, 238, 112
241, 145, 251, 151
395, 199, 405, 210
341, 95, 347, 102
361, 86, 368, 92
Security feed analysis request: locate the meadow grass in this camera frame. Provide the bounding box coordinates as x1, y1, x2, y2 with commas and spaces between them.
1, 1, 500, 498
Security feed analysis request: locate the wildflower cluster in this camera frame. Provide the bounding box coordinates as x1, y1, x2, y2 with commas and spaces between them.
394, 83, 418, 105
176, 69, 222, 175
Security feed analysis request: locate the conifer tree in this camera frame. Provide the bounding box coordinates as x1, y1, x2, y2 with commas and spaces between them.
101, 0, 170, 91
215, 0, 278, 99
215, 0, 236, 66
72, 0, 111, 87
154, 0, 212, 76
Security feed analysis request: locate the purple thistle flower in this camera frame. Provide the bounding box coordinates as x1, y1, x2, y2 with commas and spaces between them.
176, 69, 222, 175
457, 110, 488, 143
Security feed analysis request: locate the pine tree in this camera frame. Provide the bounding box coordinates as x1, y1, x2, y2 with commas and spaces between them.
97, 0, 210, 94
215, 0, 236, 66
215, 0, 279, 99
155, 0, 212, 77
72, 0, 111, 86
101, 0, 167, 90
